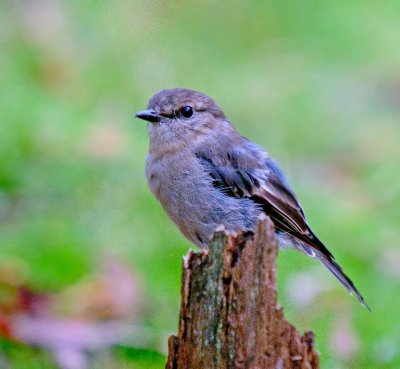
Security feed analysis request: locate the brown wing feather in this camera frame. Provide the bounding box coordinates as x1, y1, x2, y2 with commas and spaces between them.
250, 162, 334, 259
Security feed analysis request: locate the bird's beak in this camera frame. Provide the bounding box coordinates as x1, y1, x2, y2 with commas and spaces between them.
135, 109, 161, 123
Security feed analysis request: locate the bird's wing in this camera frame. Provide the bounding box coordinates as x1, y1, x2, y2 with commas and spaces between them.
195, 145, 332, 258
195, 144, 369, 309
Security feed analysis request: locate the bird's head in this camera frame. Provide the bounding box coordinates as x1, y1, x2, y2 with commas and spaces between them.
135, 88, 229, 153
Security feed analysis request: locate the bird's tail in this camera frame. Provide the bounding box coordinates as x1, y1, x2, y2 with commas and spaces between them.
314, 250, 370, 311
279, 231, 370, 310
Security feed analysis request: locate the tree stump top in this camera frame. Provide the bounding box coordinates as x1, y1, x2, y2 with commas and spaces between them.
166, 216, 320, 369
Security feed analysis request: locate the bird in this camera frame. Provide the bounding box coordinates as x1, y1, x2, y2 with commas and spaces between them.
135, 88, 369, 310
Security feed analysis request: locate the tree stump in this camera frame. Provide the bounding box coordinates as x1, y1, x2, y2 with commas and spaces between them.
165, 216, 320, 369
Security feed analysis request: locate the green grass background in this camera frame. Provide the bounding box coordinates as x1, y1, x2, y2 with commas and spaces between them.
1, 1, 400, 368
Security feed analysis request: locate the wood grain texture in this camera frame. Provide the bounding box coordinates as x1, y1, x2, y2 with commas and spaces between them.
166, 216, 319, 369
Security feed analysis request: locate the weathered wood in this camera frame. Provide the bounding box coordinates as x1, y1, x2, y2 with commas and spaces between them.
166, 216, 320, 369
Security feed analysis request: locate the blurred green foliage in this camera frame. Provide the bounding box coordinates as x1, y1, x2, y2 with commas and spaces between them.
1, 1, 400, 368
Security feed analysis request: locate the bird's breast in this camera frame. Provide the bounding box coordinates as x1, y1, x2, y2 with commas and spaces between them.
145, 150, 261, 248
145, 151, 202, 203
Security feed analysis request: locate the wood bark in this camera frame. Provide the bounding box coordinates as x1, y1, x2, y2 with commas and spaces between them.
165, 216, 320, 369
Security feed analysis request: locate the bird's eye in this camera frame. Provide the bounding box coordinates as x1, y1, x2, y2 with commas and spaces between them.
180, 106, 193, 118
